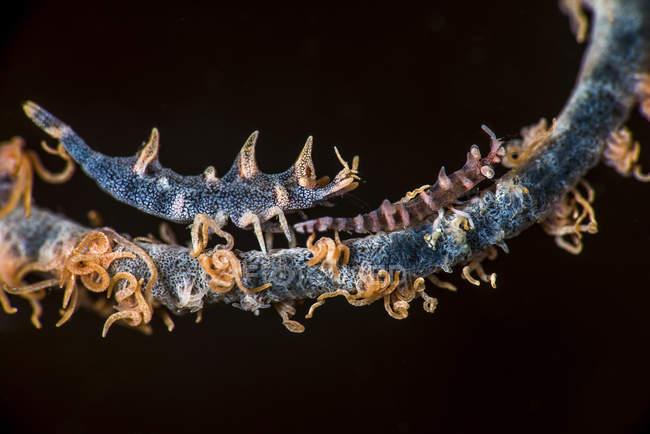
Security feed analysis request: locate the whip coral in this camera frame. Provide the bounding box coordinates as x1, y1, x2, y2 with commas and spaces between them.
0, 0, 649, 336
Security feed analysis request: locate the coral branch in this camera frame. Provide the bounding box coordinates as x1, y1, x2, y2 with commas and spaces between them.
0, 0, 649, 334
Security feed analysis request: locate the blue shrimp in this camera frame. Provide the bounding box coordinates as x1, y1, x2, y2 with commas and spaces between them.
22, 101, 359, 253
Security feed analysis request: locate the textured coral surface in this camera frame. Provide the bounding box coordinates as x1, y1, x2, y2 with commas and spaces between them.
1, 2, 650, 434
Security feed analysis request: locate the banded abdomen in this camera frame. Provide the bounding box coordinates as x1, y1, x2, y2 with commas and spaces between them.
294, 126, 506, 234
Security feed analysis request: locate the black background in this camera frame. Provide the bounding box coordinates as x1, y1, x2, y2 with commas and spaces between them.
1, 1, 650, 433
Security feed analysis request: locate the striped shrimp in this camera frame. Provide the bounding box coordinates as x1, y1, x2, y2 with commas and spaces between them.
292, 126, 505, 235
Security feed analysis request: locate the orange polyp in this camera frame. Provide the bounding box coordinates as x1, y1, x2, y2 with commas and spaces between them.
198, 249, 271, 296
503, 118, 556, 169
0, 137, 75, 220
306, 268, 437, 321
0, 284, 17, 314
305, 231, 349, 280
603, 127, 650, 181
541, 179, 598, 255
28, 141, 75, 184
461, 247, 498, 288
274, 301, 305, 333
